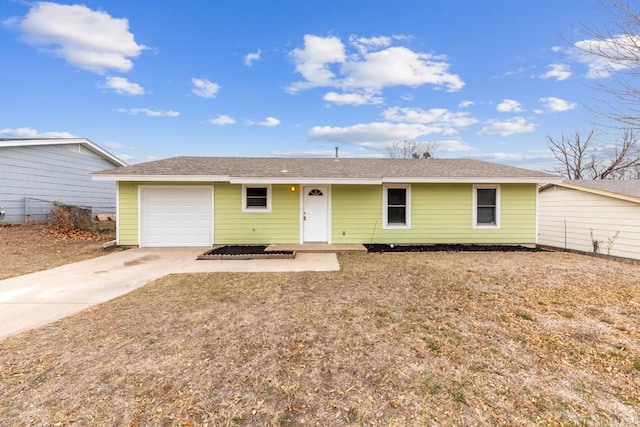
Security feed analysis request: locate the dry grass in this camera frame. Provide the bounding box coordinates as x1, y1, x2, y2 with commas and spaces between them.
0, 222, 118, 280
1, 249, 639, 426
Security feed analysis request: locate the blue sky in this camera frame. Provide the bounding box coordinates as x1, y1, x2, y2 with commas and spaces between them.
0, 0, 626, 168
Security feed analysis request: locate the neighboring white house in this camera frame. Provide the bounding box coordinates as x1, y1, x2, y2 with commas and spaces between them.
538, 180, 640, 261
0, 138, 127, 223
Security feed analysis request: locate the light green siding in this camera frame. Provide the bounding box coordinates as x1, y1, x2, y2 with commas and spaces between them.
331, 185, 381, 243
214, 183, 299, 244
118, 181, 537, 246
117, 182, 139, 245
332, 183, 537, 244
117, 182, 216, 246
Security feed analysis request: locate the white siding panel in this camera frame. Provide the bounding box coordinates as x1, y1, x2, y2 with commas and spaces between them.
539, 185, 640, 260
140, 186, 213, 247
0, 144, 118, 223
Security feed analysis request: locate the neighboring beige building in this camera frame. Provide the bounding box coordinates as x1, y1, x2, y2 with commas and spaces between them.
538, 181, 640, 260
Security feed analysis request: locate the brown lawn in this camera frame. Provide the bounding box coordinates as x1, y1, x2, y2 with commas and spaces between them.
0, 222, 118, 280
0, 235, 639, 426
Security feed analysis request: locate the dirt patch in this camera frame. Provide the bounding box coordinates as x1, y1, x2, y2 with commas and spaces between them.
367, 243, 542, 252
0, 222, 120, 280
197, 245, 295, 260
1, 251, 639, 425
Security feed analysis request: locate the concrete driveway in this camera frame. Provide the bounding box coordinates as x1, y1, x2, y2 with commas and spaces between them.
0, 248, 339, 339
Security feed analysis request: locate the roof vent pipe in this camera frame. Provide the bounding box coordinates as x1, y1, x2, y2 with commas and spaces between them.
335, 146, 339, 160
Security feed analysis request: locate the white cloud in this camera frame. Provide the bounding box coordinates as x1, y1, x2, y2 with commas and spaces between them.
539, 97, 577, 112
383, 106, 478, 129
323, 91, 384, 105
261, 117, 280, 127
289, 35, 346, 91
207, 115, 236, 125
307, 106, 479, 150
103, 141, 124, 149
104, 76, 144, 95
270, 149, 343, 157
477, 117, 536, 136
191, 78, 220, 98
572, 36, 639, 78
349, 35, 392, 54
435, 139, 474, 152
0, 127, 76, 138
117, 108, 179, 117
5, 2, 146, 74
541, 63, 572, 81
247, 117, 280, 127
343, 46, 464, 92
497, 99, 523, 113
458, 100, 474, 108
308, 122, 455, 149
244, 49, 261, 66
288, 34, 464, 93
492, 67, 526, 79
114, 153, 134, 162
470, 150, 555, 169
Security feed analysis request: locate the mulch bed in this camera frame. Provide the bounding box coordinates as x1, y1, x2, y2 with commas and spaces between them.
197, 245, 295, 260
197, 244, 542, 258
367, 244, 543, 253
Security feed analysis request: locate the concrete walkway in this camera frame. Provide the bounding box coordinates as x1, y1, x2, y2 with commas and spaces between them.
0, 248, 340, 339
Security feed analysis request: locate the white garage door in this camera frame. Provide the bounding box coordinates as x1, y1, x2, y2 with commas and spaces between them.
140, 186, 213, 247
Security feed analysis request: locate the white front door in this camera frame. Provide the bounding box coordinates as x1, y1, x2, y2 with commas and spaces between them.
303, 186, 329, 243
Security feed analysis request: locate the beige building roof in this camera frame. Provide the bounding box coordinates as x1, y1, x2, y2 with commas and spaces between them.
542, 180, 640, 203
93, 156, 561, 184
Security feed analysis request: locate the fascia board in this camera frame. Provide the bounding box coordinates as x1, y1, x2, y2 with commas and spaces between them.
382, 177, 564, 184
228, 177, 382, 185
91, 174, 230, 182
82, 139, 128, 167
0, 138, 86, 147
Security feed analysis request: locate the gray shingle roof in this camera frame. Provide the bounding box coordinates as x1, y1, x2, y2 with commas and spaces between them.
93, 156, 559, 182
564, 180, 640, 200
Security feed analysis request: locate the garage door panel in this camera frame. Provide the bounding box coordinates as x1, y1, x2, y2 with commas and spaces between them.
140, 187, 213, 247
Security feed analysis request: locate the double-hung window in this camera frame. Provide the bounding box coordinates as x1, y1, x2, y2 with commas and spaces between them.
473, 185, 499, 227
242, 185, 271, 212
383, 185, 411, 229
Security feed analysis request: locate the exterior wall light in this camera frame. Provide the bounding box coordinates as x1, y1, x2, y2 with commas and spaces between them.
290, 185, 296, 192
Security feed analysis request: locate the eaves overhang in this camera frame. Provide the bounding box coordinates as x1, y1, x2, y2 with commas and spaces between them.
228, 177, 382, 185
382, 176, 563, 184
91, 174, 230, 182
92, 174, 562, 185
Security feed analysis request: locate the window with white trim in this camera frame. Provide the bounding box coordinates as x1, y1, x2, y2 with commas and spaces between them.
242, 185, 271, 212
473, 185, 500, 227
383, 185, 411, 229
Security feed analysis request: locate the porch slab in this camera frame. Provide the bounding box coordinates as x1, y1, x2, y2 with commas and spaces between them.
265, 244, 367, 253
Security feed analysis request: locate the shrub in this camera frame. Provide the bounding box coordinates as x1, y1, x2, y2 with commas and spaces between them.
47, 203, 94, 233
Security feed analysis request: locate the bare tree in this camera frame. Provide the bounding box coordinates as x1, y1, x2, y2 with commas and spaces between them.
386, 140, 437, 159
547, 128, 640, 179
574, 1, 640, 128
547, 129, 597, 179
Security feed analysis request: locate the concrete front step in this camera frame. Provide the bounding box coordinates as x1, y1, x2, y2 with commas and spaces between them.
266, 244, 367, 253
